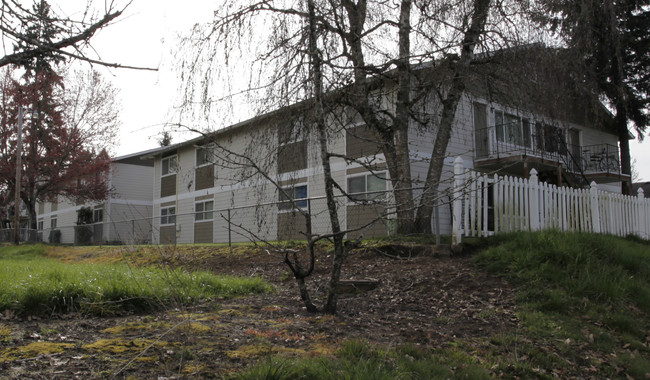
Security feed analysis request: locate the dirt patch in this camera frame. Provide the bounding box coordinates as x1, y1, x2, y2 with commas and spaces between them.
0, 245, 518, 378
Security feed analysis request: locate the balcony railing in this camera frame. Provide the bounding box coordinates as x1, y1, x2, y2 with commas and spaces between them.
474, 126, 622, 177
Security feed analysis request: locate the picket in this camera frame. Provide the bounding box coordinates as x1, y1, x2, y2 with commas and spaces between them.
452, 157, 650, 243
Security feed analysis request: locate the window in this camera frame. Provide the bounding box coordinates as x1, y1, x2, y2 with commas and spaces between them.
160, 207, 176, 225
347, 172, 387, 201
93, 208, 103, 223
196, 145, 214, 167
50, 218, 57, 229
162, 155, 178, 176
195, 201, 214, 222
495, 111, 531, 148
37, 220, 43, 230
538, 124, 566, 154
278, 185, 308, 211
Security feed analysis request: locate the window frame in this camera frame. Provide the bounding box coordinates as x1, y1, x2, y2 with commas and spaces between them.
160, 206, 176, 226
37, 220, 44, 231
93, 207, 103, 223
50, 218, 57, 229
161, 155, 178, 177
195, 200, 214, 222
494, 110, 533, 149
195, 144, 215, 168
278, 184, 308, 212
347, 171, 387, 203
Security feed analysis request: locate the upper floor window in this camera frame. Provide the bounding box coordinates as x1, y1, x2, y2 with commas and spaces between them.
195, 200, 214, 222
196, 145, 215, 167
50, 218, 57, 229
162, 155, 178, 176
37, 220, 43, 231
278, 184, 308, 211
347, 172, 386, 201
160, 206, 176, 225
495, 110, 531, 148
535, 123, 567, 154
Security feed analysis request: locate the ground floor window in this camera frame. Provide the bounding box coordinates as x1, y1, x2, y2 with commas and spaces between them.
195, 200, 214, 222
160, 206, 176, 225
347, 172, 387, 201
278, 184, 308, 211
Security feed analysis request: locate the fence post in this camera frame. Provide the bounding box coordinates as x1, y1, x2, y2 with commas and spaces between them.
529, 169, 540, 231
638, 188, 646, 238
452, 156, 464, 246
590, 181, 601, 234
227, 208, 232, 252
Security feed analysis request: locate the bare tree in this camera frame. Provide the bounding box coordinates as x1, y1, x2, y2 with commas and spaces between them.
175, 0, 538, 235
172, 0, 545, 312
61, 68, 121, 153
0, 0, 149, 70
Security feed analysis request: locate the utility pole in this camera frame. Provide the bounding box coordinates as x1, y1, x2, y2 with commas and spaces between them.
13, 107, 24, 245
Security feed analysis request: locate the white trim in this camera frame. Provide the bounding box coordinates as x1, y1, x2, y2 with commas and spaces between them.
160, 205, 176, 226
346, 171, 388, 204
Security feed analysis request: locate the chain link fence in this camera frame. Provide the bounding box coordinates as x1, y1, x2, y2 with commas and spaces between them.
2, 190, 447, 246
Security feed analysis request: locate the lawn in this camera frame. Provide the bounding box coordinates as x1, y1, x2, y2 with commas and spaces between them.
0, 232, 648, 378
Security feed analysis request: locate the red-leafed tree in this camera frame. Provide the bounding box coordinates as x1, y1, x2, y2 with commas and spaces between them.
0, 67, 112, 229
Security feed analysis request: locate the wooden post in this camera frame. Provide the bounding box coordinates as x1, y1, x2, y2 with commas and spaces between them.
452, 157, 465, 245
590, 181, 601, 233
523, 160, 529, 180
638, 188, 646, 238
556, 164, 562, 187
13, 107, 24, 245
529, 169, 540, 231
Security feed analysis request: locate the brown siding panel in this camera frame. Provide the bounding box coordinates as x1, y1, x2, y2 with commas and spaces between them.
160, 225, 176, 244
195, 165, 214, 190
161, 174, 176, 197
194, 221, 214, 243
277, 212, 308, 241
278, 141, 307, 174
346, 125, 381, 159
347, 204, 387, 238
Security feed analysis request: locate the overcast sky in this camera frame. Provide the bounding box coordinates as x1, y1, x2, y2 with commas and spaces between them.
75, 0, 650, 182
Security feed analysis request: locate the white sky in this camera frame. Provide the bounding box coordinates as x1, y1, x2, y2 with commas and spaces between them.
71, 0, 650, 182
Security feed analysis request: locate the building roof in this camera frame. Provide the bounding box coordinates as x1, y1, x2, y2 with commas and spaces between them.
113, 146, 166, 167
145, 45, 619, 156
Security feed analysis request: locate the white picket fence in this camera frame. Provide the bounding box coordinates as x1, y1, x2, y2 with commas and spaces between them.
451, 157, 650, 244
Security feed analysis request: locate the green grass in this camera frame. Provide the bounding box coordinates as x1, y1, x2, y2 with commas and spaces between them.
474, 231, 650, 377
232, 340, 490, 380
474, 231, 649, 319
0, 244, 273, 316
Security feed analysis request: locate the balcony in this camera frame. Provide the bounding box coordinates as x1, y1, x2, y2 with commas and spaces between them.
474, 126, 628, 184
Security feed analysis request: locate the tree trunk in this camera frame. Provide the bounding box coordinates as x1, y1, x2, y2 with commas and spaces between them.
392, 0, 415, 234
617, 109, 633, 195
414, 0, 491, 233
308, 0, 347, 314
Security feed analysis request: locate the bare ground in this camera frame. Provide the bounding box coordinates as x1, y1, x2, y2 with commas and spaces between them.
0, 244, 519, 379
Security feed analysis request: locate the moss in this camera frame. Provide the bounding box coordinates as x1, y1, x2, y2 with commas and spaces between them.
0, 324, 11, 343
0, 342, 74, 362
83, 338, 175, 354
